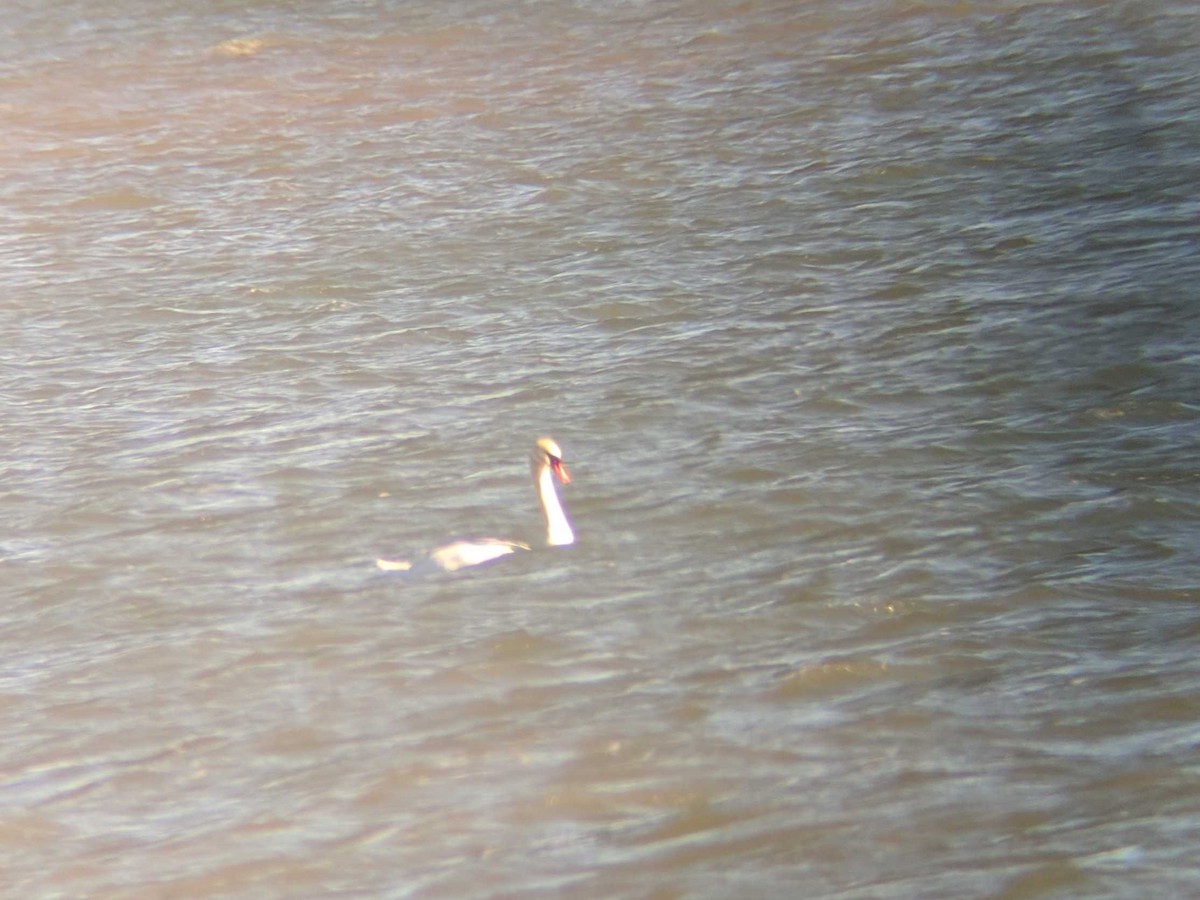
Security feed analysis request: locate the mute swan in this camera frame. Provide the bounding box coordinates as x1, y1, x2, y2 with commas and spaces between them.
376, 437, 574, 574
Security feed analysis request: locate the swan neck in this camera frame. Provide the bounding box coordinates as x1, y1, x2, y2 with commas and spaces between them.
535, 461, 574, 546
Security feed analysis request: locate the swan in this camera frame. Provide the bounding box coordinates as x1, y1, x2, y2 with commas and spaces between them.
375, 437, 574, 575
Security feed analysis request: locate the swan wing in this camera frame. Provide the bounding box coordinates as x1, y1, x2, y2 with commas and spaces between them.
429, 539, 530, 572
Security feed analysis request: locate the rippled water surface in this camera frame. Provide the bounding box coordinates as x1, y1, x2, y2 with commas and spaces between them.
4, 0, 1200, 896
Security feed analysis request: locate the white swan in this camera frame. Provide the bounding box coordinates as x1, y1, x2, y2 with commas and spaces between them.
376, 437, 575, 574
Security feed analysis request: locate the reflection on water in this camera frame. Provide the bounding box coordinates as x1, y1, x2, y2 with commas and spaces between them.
3, 0, 1200, 895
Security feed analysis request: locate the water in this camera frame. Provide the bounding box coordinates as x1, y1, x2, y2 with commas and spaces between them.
3, 0, 1200, 895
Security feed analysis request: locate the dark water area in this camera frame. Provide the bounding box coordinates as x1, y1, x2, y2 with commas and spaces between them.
3, 0, 1200, 895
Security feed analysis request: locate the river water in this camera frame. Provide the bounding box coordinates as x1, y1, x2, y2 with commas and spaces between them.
3, 0, 1200, 896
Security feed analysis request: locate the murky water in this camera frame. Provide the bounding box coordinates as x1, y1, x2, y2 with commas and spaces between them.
4, 0, 1200, 896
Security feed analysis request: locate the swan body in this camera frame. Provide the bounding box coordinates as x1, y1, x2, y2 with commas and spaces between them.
376, 437, 574, 575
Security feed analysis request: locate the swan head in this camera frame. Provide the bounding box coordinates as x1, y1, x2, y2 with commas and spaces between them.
533, 437, 571, 484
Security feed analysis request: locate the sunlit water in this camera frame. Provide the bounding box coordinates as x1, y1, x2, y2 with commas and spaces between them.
3, 0, 1200, 896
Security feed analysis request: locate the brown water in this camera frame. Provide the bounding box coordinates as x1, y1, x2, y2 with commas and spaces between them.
4, 0, 1200, 896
